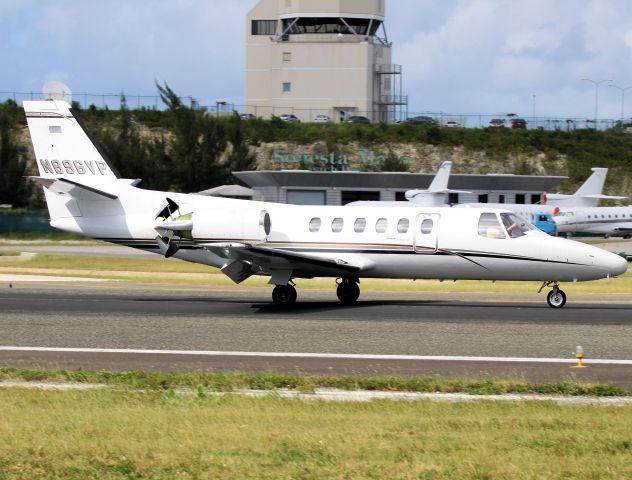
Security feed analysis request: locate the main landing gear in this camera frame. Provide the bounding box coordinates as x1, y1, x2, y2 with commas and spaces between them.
539, 281, 567, 309
271, 283, 297, 307
336, 278, 360, 305
271, 278, 361, 307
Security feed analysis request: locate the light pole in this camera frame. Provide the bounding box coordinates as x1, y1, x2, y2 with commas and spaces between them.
532, 94, 536, 128
581, 78, 612, 125
608, 84, 632, 122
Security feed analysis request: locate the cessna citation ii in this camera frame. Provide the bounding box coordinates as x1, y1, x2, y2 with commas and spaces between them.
23, 100, 628, 308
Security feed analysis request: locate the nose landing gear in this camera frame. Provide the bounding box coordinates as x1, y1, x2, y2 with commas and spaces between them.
539, 281, 567, 308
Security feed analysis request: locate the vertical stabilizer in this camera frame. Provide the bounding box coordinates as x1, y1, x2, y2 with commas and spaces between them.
574, 168, 608, 198
427, 161, 452, 192
23, 100, 119, 180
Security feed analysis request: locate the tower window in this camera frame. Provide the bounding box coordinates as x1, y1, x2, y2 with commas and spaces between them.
282, 52, 291, 62
282, 82, 292, 92
251, 20, 277, 35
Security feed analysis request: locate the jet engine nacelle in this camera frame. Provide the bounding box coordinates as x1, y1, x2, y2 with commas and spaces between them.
191, 208, 271, 242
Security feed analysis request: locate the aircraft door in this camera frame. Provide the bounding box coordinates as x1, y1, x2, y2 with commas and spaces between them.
414, 213, 440, 254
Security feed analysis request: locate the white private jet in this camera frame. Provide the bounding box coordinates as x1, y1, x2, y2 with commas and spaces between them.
23, 100, 627, 308
404, 161, 470, 206
455, 167, 627, 224
348, 161, 469, 207
555, 206, 632, 238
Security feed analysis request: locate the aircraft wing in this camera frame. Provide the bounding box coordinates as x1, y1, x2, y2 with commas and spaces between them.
201, 242, 363, 284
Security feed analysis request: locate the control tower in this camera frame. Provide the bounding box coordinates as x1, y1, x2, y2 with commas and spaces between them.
245, 0, 407, 123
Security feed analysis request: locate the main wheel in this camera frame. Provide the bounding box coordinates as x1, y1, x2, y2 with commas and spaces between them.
272, 284, 297, 307
336, 280, 360, 305
546, 289, 566, 308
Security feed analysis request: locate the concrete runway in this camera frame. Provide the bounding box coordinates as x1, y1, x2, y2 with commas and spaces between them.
1, 281, 631, 386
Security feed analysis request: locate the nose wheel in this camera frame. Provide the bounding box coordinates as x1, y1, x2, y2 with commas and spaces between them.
272, 284, 297, 307
539, 282, 567, 308
546, 288, 567, 308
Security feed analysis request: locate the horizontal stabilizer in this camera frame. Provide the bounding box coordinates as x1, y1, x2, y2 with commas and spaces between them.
580, 194, 627, 200
29, 176, 118, 200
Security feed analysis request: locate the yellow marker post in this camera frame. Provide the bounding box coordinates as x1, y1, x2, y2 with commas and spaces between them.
571, 345, 589, 368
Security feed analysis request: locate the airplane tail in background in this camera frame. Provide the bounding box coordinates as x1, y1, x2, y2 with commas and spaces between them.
545, 168, 626, 207
427, 160, 452, 192
405, 161, 470, 205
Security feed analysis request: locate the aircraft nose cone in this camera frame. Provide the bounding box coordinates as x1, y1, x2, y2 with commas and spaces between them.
610, 253, 629, 277
600, 250, 628, 277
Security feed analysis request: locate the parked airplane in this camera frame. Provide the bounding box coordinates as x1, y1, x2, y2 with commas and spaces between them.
555, 206, 632, 238
543, 168, 626, 207
456, 168, 626, 225
404, 161, 470, 205
23, 100, 627, 308
348, 161, 469, 207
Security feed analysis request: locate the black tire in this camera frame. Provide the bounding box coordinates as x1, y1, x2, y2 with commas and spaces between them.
336, 281, 360, 305
272, 285, 297, 307
546, 289, 567, 308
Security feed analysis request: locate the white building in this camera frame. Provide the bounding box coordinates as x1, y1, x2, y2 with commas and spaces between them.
245, 0, 407, 123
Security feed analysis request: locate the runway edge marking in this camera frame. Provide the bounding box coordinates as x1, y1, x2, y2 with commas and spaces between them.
1, 346, 631, 365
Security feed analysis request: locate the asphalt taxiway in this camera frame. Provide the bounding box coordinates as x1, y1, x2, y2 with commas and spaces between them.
1, 281, 631, 386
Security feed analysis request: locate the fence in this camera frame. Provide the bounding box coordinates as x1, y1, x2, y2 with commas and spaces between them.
1, 90, 628, 131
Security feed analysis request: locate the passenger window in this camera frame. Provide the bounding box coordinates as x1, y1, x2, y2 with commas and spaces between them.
478, 212, 506, 239
375, 218, 388, 233
397, 218, 410, 234
354, 218, 366, 233
309, 217, 321, 233
331, 218, 344, 233
420, 219, 433, 234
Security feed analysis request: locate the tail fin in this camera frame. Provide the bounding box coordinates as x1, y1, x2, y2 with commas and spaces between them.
546, 168, 626, 207
23, 100, 120, 180
574, 168, 607, 198
427, 161, 452, 192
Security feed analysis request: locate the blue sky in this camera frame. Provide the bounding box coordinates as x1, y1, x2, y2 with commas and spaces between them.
2, 0, 632, 118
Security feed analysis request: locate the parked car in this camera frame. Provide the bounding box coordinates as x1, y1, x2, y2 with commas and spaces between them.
489, 118, 505, 128
511, 118, 527, 129
443, 121, 461, 128
345, 115, 371, 124
240, 113, 256, 121
313, 114, 331, 123
280, 114, 300, 123
406, 115, 437, 125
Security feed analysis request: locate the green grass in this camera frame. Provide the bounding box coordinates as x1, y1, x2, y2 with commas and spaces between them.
0, 253, 630, 293
0, 388, 631, 479
0, 251, 20, 256
0, 368, 629, 396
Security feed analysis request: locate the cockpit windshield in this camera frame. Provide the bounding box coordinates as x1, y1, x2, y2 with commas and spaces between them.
500, 212, 534, 238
